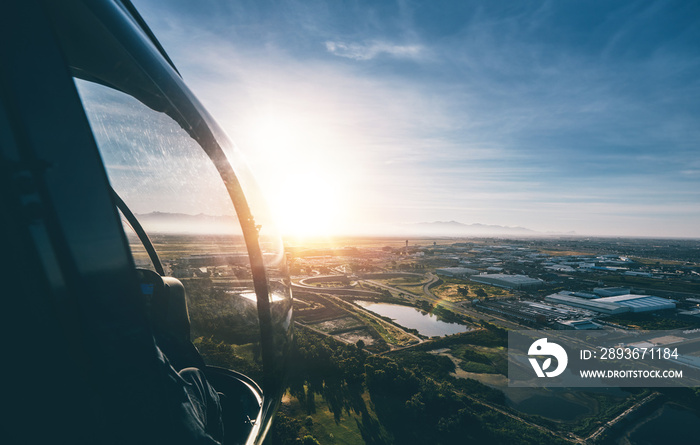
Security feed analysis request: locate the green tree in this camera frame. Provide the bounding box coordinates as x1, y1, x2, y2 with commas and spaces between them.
300, 435, 321, 445
267, 413, 301, 445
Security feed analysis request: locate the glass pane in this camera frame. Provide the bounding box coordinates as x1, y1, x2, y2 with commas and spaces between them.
75, 78, 265, 380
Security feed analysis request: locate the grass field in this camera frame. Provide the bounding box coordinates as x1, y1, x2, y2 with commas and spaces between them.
630, 256, 690, 266
279, 391, 385, 445
375, 276, 426, 285
395, 284, 425, 296
432, 281, 513, 302
448, 345, 508, 375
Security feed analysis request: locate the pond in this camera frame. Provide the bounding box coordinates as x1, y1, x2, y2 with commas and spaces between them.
354, 301, 470, 337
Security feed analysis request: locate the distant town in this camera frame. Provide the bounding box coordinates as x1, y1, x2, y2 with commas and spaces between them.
133, 234, 700, 444
284, 237, 700, 348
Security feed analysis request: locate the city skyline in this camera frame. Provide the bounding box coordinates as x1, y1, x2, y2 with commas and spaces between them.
132, 0, 700, 238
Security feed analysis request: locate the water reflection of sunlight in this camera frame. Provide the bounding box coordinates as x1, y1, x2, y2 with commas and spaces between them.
228, 290, 285, 303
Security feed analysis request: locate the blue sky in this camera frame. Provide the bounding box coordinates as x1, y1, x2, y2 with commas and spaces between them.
132, 0, 700, 238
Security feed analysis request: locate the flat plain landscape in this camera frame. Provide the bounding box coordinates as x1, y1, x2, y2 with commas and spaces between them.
137, 234, 700, 444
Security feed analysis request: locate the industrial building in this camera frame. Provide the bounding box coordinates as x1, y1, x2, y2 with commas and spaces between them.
545, 291, 676, 314
436, 267, 479, 278
557, 319, 601, 330
470, 273, 543, 290
545, 264, 576, 273
593, 287, 630, 297
474, 299, 595, 325
570, 291, 599, 299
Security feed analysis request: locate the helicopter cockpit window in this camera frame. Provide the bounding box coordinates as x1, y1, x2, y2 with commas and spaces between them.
74, 77, 292, 442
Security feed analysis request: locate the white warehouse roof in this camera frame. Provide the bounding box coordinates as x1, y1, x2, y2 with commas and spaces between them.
599, 294, 676, 312
436, 267, 479, 276
545, 292, 676, 314
470, 274, 543, 289
545, 293, 628, 314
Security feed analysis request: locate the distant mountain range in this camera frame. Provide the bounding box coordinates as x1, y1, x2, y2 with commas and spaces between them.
134, 211, 238, 234
132, 212, 567, 237
398, 220, 540, 236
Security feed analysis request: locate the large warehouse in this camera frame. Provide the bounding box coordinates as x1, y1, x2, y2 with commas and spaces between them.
545, 292, 676, 314
470, 273, 543, 290
436, 267, 479, 278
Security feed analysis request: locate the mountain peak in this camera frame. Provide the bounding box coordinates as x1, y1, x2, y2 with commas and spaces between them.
401, 221, 538, 236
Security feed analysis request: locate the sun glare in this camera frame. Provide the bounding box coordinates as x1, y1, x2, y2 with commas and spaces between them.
270, 169, 341, 238
245, 111, 349, 239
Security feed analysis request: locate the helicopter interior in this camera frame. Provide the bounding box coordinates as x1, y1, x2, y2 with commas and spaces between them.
1, 1, 292, 444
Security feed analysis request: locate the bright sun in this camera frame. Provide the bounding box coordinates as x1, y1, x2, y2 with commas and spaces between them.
244, 111, 348, 239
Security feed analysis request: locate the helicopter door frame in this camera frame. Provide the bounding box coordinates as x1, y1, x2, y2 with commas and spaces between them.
1, 1, 183, 443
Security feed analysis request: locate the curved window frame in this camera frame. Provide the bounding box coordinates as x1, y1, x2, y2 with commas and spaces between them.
45, 1, 291, 443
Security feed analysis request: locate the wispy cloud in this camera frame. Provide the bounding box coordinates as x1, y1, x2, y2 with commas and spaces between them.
325, 40, 424, 61
131, 0, 700, 237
